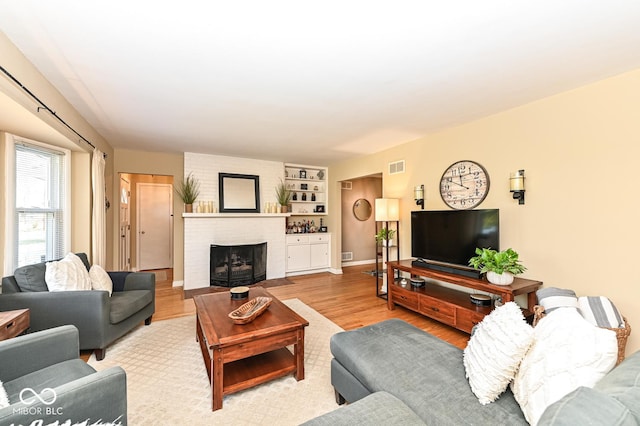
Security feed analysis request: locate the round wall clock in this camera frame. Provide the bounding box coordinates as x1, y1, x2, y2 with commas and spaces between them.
439, 160, 490, 210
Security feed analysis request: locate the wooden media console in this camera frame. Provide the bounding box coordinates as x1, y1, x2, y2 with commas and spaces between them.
386, 260, 542, 333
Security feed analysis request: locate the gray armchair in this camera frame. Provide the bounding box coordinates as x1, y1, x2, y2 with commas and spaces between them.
0, 325, 127, 425
0, 253, 155, 360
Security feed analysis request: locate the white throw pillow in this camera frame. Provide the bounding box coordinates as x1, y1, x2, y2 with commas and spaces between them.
463, 302, 534, 405
0, 379, 9, 409
45, 252, 92, 291
511, 308, 618, 426
90, 264, 113, 296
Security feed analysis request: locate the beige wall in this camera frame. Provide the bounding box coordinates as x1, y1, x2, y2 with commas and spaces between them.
328, 68, 640, 354
113, 149, 184, 282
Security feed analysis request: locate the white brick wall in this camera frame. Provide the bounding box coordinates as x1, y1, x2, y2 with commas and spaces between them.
184, 152, 284, 211
182, 153, 287, 290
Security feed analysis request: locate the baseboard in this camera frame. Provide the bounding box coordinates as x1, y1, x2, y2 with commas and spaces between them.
341, 259, 375, 267
329, 267, 343, 275
172, 280, 184, 288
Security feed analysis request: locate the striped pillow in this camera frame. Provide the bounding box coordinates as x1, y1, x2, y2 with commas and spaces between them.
579, 296, 624, 328
536, 287, 579, 313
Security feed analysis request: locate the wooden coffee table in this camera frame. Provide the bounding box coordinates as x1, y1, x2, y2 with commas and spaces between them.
194, 286, 309, 411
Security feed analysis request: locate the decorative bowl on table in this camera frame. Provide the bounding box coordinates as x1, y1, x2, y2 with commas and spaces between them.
228, 296, 273, 324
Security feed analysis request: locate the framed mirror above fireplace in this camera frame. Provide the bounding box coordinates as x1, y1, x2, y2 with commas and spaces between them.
219, 173, 260, 213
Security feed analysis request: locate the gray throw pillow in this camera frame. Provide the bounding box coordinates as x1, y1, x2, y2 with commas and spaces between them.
13, 262, 49, 292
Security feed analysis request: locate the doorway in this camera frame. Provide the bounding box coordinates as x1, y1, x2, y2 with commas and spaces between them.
340, 173, 382, 267
119, 173, 174, 271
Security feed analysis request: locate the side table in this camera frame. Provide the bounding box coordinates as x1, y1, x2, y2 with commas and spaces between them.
0, 309, 30, 341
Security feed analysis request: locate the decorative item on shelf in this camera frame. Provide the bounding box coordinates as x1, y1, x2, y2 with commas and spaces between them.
301, 183, 308, 190
315, 205, 325, 213
299, 169, 307, 179
317, 169, 325, 180
468, 247, 527, 285
470, 293, 492, 306
375, 227, 396, 246
510, 169, 525, 205
292, 192, 298, 201
311, 193, 316, 202
410, 278, 426, 287
175, 172, 201, 213
228, 297, 273, 324
275, 179, 292, 213
414, 184, 425, 209
301, 193, 307, 201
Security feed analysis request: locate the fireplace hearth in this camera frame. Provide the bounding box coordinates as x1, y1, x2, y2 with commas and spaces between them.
210, 242, 267, 287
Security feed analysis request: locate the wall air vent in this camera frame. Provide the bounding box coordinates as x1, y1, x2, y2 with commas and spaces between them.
342, 252, 353, 261
341, 181, 353, 190
389, 160, 405, 175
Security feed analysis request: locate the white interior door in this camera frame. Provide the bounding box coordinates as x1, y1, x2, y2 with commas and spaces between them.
137, 183, 173, 270
119, 175, 131, 270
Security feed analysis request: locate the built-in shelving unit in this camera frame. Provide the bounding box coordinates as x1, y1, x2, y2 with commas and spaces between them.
284, 163, 328, 216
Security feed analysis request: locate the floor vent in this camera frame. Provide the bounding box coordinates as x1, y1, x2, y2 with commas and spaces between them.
389, 160, 405, 175
342, 252, 353, 261
341, 181, 353, 190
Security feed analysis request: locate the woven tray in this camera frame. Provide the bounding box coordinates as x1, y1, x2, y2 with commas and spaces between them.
228, 296, 273, 324
533, 305, 631, 366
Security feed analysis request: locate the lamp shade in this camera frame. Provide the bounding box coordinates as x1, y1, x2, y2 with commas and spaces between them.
375, 198, 400, 221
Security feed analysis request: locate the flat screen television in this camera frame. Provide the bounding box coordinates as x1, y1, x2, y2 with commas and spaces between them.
411, 209, 499, 276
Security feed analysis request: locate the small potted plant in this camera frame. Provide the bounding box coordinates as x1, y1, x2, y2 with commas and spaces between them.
468, 247, 526, 285
275, 179, 292, 213
375, 227, 396, 247
175, 172, 201, 213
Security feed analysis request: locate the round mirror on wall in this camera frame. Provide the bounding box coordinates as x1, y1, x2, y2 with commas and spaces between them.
353, 198, 372, 221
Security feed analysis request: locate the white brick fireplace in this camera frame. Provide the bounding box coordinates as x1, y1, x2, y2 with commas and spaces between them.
183, 213, 288, 290
182, 152, 288, 291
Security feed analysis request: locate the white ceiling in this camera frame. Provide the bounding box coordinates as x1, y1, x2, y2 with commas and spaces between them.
2, 1, 640, 165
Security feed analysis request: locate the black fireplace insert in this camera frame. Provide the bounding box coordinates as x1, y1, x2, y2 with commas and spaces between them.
210, 242, 267, 287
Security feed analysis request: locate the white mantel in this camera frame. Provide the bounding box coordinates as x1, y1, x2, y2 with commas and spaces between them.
183, 213, 288, 290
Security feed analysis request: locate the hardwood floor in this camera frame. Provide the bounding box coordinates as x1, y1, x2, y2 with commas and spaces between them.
152, 264, 470, 350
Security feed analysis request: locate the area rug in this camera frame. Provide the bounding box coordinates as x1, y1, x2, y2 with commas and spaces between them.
89, 299, 343, 425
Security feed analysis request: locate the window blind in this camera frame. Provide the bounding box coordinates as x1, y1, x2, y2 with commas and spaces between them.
15, 143, 66, 267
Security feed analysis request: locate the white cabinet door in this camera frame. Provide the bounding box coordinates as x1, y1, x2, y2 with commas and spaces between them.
310, 243, 329, 268
287, 244, 311, 271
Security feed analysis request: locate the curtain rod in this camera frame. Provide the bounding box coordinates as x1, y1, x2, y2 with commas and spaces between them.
0, 65, 106, 158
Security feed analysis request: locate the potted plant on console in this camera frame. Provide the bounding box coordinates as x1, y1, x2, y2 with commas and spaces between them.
468, 247, 526, 285
175, 172, 201, 213
375, 227, 396, 247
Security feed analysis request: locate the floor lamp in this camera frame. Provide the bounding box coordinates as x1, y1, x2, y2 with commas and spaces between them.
375, 198, 400, 297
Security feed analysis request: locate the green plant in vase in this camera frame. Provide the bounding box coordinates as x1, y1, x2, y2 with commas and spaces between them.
375, 227, 396, 246
275, 179, 292, 213
175, 172, 201, 213
468, 247, 526, 285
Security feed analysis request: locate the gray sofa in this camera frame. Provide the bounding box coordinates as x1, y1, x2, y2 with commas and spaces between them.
0, 325, 126, 425
304, 319, 640, 425
0, 253, 155, 360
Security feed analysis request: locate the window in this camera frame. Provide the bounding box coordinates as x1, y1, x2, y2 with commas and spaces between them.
7, 137, 70, 270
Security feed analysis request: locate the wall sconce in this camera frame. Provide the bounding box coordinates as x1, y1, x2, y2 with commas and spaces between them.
414, 185, 424, 209
510, 170, 525, 205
